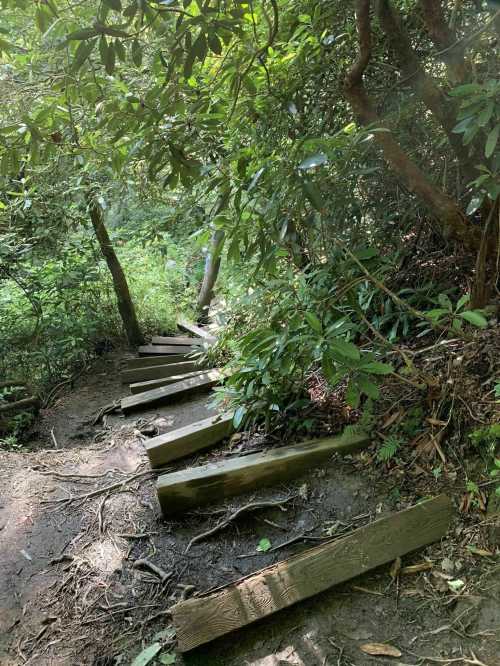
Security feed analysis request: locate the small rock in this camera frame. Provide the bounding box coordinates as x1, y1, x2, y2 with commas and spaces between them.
441, 557, 455, 574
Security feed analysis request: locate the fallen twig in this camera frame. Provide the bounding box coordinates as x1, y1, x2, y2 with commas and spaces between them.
133, 558, 172, 582
185, 497, 293, 553
50, 428, 58, 448
92, 400, 120, 425
42, 466, 172, 507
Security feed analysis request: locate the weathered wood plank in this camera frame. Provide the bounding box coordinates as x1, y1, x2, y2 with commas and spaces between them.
138, 344, 197, 356
146, 412, 234, 467
129, 370, 207, 394
172, 495, 453, 651
151, 335, 208, 347
121, 361, 206, 384
177, 320, 217, 342
121, 370, 223, 414
124, 355, 191, 369
156, 431, 369, 516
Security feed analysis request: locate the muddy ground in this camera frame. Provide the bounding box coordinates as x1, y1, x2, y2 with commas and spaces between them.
0, 352, 499, 665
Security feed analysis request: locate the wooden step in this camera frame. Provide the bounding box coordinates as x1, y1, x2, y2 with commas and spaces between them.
146, 412, 234, 467
138, 344, 197, 356
178, 319, 217, 343
121, 370, 223, 414
121, 361, 206, 384
172, 495, 453, 651
156, 431, 369, 516
151, 335, 208, 347
124, 355, 191, 370
130, 370, 207, 394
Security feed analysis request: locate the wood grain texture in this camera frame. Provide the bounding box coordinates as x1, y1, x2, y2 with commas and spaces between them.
124, 354, 191, 369
172, 495, 453, 651
177, 319, 217, 342
156, 432, 369, 516
151, 335, 208, 346
138, 344, 197, 356
129, 370, 207, 394
121, 370, 222, 414
121, 361, 205, 384
146, 412, 234, 467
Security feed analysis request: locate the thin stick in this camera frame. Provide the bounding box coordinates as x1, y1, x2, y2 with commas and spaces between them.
185, 498, 293, 553
50, 428, 58, 448
133, 559, 172, 582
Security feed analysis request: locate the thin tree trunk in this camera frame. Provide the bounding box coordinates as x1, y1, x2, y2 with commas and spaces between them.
344, 0, 479, 249
88, 199, 144, 347
197, 229, 225, 324
376, 0, 478, 185
417, 0, 470, 83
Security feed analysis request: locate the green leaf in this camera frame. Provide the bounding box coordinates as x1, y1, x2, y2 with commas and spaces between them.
67, 27, 99, 40
359, 361, 393, 375
452, 117, 472, 134
345, 380, 360, 408
448, 83, 483, 96
357, 374, 380, 400
207, 31, 222, 55
485, 124, 499, 159
104, 0, 122, 11
305, 312, 322, 333
233, 406, 246, 429
298, 153, 328, 170
131, 643, 162, 666
437, 293, 452, 311
256, 538, 271, 552
131, 39, 142, 67
457, 310, 488, 328
114, 39, 126, 62
456, 293, 470, 311
466, 196, 483, 216
330, 339, 360, 361
477, 101, 494, 127
301, 180, 325, 212
104, 42, 115, 74
159, 654, 176, 665
72, 39, 96, 71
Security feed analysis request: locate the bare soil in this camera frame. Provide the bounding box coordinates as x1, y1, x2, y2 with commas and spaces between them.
0, 352, 499, 666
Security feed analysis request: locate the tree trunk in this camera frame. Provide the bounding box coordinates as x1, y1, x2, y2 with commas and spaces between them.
197, 229, 225, 324
344, 0, 479, 249
376, 0, 478, 186
88, 199, 144, 347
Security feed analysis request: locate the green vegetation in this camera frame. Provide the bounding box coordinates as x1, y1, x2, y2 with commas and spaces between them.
0, 0, 498, 456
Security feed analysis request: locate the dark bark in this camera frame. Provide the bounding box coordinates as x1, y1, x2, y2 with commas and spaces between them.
343, 0, 479, 249
88, 199, 144, 347
418, 0, 470, 83
197, 229, 225, 324
376, 0, 478, 185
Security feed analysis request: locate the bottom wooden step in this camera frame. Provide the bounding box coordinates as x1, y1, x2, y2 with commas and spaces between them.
156, 430, 369, 515
172, 495, 453, 651
146, 412, 234, 467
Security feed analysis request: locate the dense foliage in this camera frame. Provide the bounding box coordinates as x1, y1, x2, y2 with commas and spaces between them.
0, 1, 499, 461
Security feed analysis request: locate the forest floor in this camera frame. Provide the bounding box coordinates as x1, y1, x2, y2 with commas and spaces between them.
0, 350, 499, 666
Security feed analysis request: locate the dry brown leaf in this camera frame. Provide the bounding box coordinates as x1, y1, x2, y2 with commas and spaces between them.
426, 417, 448, 426
360, 643, 402, 658
390, 556, 402, 579
382, 410, 403, 430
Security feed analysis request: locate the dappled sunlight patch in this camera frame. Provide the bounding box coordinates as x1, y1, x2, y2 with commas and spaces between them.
82, 538, 124, 577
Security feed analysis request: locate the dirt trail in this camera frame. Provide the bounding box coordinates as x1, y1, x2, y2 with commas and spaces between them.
0, 353, 499, 665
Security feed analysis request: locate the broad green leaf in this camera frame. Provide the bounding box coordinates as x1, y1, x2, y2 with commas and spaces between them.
457, 310, 488, 328
131, 39, 142, 67
131, 643, 162, 666
456, 293, 470, 311
72, 39, 96, 71
104, 0, 122, 11
485, 124, 499, 159
304, 312, 322, 333
208, 31, 222, 55
67, 27, 99, 40
345, 380, 360, 408
301, 179, 325, 212
330, 339, 360, 361
448, 83, 483, 96
359, 361, 393, 375
452, 117, 472, 134
104, 42, 115, 74
477, 101, 494, 127
298, 153, 328, 170
257, 538, 271, 552
114, 39, 126, 62
466, 196, 483, 216
357, 374, 380, 399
